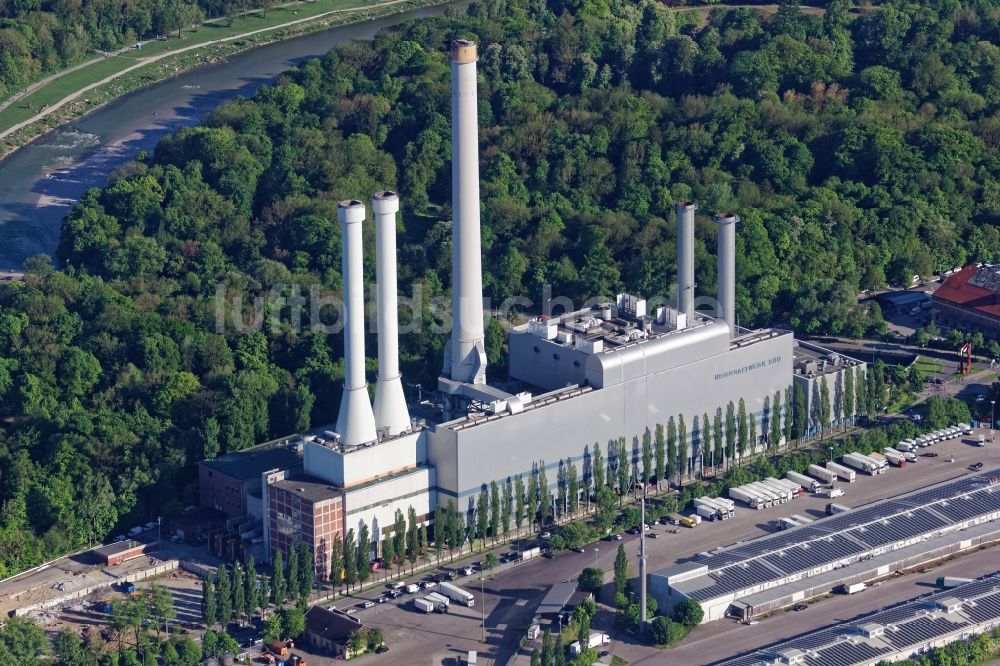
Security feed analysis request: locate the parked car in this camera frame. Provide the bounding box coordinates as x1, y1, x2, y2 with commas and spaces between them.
360, 601, 375, 609
793, 604, 808, 612
572, 547, 585, 553
970, 462, 984, 470
376, 596, 388, 604
540, 531, 551, 539
922, 452, 939, 458
375, 645, 389, 654
648, 532, 659, 539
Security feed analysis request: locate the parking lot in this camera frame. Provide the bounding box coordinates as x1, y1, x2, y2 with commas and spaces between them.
339, 427, 999, 665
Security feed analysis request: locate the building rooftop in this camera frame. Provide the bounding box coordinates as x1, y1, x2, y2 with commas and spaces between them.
93, 539, 156, 558
793, 341, 863, 378
271, 473, 342, 503
199, 441, 301, 481
653, 469, 1000, 604
537, 581, 579, 616
933, 265, 1000, 319
715, 574, 1000, 666
305, 606, 365, 643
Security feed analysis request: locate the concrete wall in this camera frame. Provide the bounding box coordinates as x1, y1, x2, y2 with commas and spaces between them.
304, 431, 426, 488
429, 332, 794, 501
344, 467, 434, 545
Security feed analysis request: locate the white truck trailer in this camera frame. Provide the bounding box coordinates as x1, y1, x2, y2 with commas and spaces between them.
787, 471, 821, 493
772, 477, 804, 496
842, 452, 880, 475
864, 453, 889, 473
438, 581, 475, 607
426, 592, 450, 608
694, 498, 722, 521
897, 440, 916, 453
809, 464, 838, 484
706, 497, 735, 519
405, 583, 420, 594
826, 461, 856, 482
729, 486, 766, 509
569, 632, 611, 656
747, 481, 785, 504
414, 598, 435, 613
882, 448, 907, 467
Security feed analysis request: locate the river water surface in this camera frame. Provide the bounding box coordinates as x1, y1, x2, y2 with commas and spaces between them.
0, 2, 459, 268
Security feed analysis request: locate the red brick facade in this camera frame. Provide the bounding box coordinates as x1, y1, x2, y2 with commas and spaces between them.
199, 465, 245, 518
268, 485, 343, 581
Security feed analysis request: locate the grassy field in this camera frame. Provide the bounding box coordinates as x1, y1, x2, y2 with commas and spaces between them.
913, 356, 946, 375
0, 0, 390, 134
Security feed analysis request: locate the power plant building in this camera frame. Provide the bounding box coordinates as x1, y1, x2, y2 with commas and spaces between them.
194, 40, 859, 575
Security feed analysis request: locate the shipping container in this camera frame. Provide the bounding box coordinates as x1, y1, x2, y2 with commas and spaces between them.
786, 471, 820, 493
808, 464, 838, 484
427, 592, 450, 608
826, 461, 856, 482
438, 582, 475, 607
414, 598, 435, 613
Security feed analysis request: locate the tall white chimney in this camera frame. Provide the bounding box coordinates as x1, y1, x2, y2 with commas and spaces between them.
715, 212, 739, 336
675, 201, 696, 322
445, 39, 487, 386
372, 191, 410, 437
335, 199, 378, 446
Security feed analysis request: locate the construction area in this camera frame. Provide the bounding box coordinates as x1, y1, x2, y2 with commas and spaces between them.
716, 574, 1000, 666
651, 468, 1000, 623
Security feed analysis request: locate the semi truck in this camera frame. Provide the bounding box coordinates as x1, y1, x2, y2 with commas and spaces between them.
818, 487, 845, 498
826, 502, 851, 515
706, 497, 735, 519
748, 481, 786, 504
427, 592, 450, 608
729, 486, 765, 509
786, 471, 821, 493
438, 581, 475, 607
936, 576, 974, 589
842, 452, 882, 475
897, 440, 916, 453
808, 464, 838, 484
864, 453, 889, 473
882, 448, 907, 467
694, 498, 722, 521
568, 632, 610, 655
776, 516, 802, 530
826, 461, 856, 482
837, 583, 867, 595
414, 598, 435, 613
773, 477, 804, 497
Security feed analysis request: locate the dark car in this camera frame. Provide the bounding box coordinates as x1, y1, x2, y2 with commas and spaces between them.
922, 452, 939, 458
376, 596, 388, 604
970, 462, 984, 470
793, 604, 808, 612
375, 645, 389, 654
572, 547, 585, 553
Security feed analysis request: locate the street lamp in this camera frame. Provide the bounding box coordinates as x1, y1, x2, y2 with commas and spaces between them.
828, 446, 834, 462
480, 576, 486, 644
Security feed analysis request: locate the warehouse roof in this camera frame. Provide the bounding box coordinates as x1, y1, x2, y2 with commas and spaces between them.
653, 469, 1000, 603
537, 581, 578, 616
876, 290, 931, 307
199, 442, 301, 481
933, 265, 1000, 319
715, 574, 1000, 666
271, 473, 341, 503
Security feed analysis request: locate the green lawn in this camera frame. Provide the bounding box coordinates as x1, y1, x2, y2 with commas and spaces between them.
913, 356, 945, 375
0, 0, 387, 134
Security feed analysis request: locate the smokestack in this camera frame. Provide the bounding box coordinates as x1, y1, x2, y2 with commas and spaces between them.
445, 39, 487, 386
715, 213, 739, 336
335, 199, 377, 446
372, 191, 410, 437
675, 201, 696, 321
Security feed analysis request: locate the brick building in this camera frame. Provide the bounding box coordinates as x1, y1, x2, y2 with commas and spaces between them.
266, 472, 344, 581
933, 265, 1000, 338
198, 443, 302, 519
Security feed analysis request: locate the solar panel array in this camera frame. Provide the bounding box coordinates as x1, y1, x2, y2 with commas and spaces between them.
680, 470, 1000, 602
715, 573, 1000, 666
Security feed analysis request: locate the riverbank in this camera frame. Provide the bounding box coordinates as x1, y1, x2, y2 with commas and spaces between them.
0, 0, 449, 162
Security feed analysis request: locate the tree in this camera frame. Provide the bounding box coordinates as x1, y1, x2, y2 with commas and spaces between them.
539, 461, 551, 524
484, 551, 498, 577
593, 443, 606, 492
501, 479, 512, 540
613, 544, 629, 599
357, 522, 371, 589
231, 561, 245, 627
527, 466, 539, 531
299, 543, 314, 601
216, 565, 232, 627
677, 415, 688, 480
54, 628, 85, 666
489, 480, 501, 543
770, 391, 782, 448
855, 367, 867, 418
407, 506, 419, 572
112, 595, 148, 650
641, 429, 652, 486
566, 458, 579, 515
150, 583, 176, 637
245, 556, 260, 622
287, 547, 299, 605
271, 550, 285, 606
725, 402, 736, 466
280, 605, 305, 639
793, 384, 806, 445
201, 575, 216, 628
820, 375, 832, 439
595, 486, 616, 532
343, 529, 357, 591
394, 509, 407, 570
557, 462, 568, 519
713, 411, 723, 472
578, 567, 603, 594
382, 534, 395, 582
737, 398, 749, 463
616, 440, 629, 503
673, 598, 704, 627
434, 504, 444, 562
666, 418, 677, 485
263, 613, 282, 643
784, 387, 793, 447
514, 473, 526, 536
330, 533, 343, 590
749, 413, 757, 458
653, 425, 665, 489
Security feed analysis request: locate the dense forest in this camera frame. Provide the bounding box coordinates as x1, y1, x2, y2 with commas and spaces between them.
1, 0, 1000, 576
0, 0, 289, 101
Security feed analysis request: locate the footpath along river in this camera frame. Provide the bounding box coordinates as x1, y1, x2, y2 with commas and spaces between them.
0, 1, 461, 268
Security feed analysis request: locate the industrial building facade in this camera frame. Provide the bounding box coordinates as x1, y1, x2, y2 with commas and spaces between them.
933, 265, 1000, 337
650, 470, 1000, 623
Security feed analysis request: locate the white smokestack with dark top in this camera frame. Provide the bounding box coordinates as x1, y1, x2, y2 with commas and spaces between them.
372, 191, 410, 437
445, 39, 487, 386
715, 212, 739, 336
675, 201, 696, 322
335, 199, 378, 446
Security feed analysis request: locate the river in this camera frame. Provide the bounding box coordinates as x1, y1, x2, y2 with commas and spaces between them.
0, 2, 460, 269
